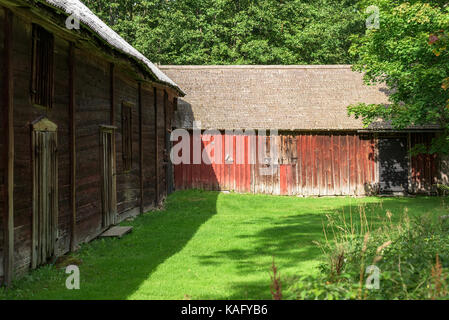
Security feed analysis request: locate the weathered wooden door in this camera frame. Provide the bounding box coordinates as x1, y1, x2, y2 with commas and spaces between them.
31, 118, 58, 268
378, 136, 409, 194
100, 126, 117, 227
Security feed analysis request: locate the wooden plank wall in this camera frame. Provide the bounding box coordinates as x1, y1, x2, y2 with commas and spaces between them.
115, 73, 140, 217
74, 48, 109, 244
0, 7, 12, 284
410, 133, 438, 193
141, 84, 157, 211
254, 133, 377, 196
0, 6, 177, 281
174, 132, 377, 196
174, 132, 440, 196
174, 132, 252, 193
165, 94, 176, 194
0, 7, 5, 281
10, 16, 71, 275
157, 89, 166, 204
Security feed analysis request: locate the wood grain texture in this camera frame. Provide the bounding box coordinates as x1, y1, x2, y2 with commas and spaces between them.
175, 132, 379, 196
69, 42, 76, 252
410, 132, 438, 193
2, 7, 13, 286
175, 132, 438, 196
0, 6, 178, 279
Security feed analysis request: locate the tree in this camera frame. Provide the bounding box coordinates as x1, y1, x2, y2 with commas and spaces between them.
429, 26, 449, 106
82, 0, 365, 65
348, 0, 449, 154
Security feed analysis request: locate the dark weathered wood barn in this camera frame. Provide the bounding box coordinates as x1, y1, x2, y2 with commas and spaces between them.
0, 0, 183, 285
161, 65, 443, 197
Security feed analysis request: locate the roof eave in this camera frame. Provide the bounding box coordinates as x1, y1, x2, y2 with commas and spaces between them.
36, 0, 185, 96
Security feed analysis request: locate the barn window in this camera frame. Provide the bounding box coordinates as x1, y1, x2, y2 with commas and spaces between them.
31, 25, 54, 108
122, 102, 133, 171
31, 118, 58, 268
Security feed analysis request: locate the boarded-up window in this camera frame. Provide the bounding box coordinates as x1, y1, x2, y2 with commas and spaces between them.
31, 25, 54, 108
122, 102, 133, 171
31, 118, 58, 268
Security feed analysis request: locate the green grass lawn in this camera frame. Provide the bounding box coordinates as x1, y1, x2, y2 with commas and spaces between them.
0, 190, 446, 300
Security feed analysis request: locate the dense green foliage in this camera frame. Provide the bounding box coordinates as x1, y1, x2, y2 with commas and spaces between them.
348, 0, 449, 154
0, 191, 444, 299
289, 202, 449, 300
82, 0, 365, 64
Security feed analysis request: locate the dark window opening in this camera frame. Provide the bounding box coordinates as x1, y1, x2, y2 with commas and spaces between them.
31, 25, 54, 108
122, 102, 133, 171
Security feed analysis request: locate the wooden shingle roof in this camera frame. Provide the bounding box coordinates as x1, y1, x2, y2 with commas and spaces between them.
161, 65, 392, 131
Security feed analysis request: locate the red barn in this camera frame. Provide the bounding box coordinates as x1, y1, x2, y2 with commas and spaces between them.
161, 65, 442, 197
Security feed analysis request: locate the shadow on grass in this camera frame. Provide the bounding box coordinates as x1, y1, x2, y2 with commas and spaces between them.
89, 190, 220, 299
10, 189, 221, 300
196, 214, 324, 274
2, 190, 445, 300
195, 196, 446, 299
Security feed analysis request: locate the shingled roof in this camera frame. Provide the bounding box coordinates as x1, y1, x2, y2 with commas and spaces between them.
41, 0, 183, 95
161, 65, 396, 131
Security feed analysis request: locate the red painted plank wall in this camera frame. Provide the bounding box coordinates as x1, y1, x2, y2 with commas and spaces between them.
252, 133, 376, 196
174, 133, 252, 193
174, 132, 377, 196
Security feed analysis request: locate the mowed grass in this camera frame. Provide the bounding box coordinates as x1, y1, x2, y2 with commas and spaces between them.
0, 190, 446, 300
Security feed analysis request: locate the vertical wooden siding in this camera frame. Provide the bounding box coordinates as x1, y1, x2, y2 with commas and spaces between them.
174, 133, 252, 193
175, 132, 439, 195
157, 89, 167, 202
1, 7, 13, 285
174, 132, 377, 196
0, 7, 5, 281
141, 84, 157, 211
0, 6, 178, 279
410, 133, 438, 193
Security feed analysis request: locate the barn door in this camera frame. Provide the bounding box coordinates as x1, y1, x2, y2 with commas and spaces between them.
31, 118, 58, 269
100, 126, 117, 227
378, 136, 409, 194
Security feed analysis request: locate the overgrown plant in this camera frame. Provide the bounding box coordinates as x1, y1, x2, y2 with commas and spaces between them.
430, 254, 448, 299
270, 258, 282, 300
288, 202, 449, 300
437, 184, 449, 196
